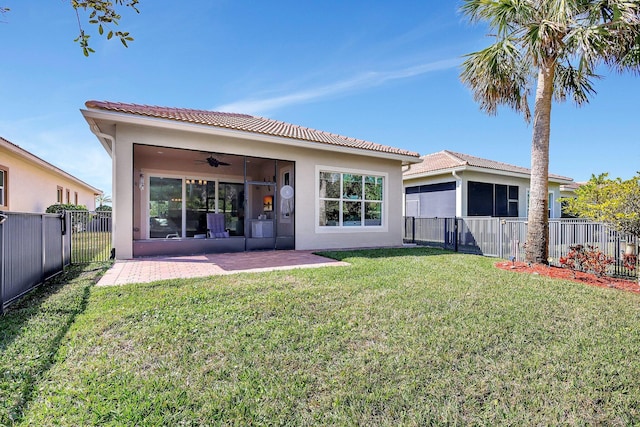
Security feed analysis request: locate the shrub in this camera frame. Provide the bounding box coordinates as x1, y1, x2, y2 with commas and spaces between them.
559, 245, 614, 278
45, 203, 88, 214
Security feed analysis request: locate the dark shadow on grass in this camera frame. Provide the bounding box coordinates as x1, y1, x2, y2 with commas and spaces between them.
315, 246, 461, 262
0, 263, 108, 424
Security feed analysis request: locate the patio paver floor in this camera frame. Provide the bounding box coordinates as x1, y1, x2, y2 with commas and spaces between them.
97, 250, 349, 286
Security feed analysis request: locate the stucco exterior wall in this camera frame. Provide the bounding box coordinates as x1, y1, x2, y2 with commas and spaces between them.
403, 170, 564, 219
0, 145, 98, 213
111, 124, 405, 259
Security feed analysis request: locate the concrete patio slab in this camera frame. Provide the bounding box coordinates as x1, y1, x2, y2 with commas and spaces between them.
97, 250, 349, 286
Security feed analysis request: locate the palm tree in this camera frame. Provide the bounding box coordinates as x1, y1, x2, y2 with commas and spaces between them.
460, 0, 640, 264
96, 193, 112, 208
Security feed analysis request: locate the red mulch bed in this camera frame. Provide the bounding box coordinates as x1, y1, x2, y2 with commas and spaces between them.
495, 261, 640, 294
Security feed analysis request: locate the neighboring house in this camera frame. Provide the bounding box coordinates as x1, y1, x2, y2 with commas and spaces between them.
81, 101, 421, 259
559, 181, 584, 218
0, 136, 101, 213
403, 150, 574, 219
559, 181, 583, 199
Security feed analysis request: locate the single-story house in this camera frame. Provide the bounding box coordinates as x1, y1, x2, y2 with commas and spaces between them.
403, 150, 574, 219
0, 136, 101, 213
81, 101, 421, 259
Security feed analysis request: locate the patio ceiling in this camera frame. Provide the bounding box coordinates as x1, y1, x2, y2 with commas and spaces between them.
134, 144, 276, 178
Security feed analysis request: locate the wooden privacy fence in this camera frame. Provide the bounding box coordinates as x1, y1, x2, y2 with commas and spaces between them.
404, 217, 639, 280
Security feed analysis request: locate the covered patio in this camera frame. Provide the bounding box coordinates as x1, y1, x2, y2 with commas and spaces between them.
132, 145, 295, 257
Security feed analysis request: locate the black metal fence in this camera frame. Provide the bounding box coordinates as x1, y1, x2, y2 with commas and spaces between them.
67, 210, 112, 264
404, 216, 639, 281
0, 210, 112, 314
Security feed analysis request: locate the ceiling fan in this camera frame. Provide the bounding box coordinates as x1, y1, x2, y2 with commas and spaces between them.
197, 154, 231, 168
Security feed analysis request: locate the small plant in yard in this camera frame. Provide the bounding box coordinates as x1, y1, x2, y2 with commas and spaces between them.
623, 253, 637, 271
559, 244, 614, 278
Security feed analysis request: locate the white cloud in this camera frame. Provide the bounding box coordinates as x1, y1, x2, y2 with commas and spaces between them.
215, 57, 460, 115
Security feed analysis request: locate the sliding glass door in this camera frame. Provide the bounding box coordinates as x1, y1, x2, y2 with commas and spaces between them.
218, 182, 245, 236
148, 176, 245, 238
185, 179, 215, 237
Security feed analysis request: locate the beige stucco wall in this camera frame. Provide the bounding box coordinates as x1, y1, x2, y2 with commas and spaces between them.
0, 145, 98, 213
110, 124, 406, 259
403, 169, 564, 218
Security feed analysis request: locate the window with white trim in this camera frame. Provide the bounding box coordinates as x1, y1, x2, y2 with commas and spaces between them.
0, 168, 6, 207
526, 189, 554, 218
318, 171, 384, 227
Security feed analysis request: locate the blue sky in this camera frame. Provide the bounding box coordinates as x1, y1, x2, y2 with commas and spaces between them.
2, 1, 639, 197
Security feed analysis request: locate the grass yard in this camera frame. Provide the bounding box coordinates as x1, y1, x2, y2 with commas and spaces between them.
2, 247, 640, 425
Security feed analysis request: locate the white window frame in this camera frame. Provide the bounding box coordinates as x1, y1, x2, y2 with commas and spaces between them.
315, 165, 388, 233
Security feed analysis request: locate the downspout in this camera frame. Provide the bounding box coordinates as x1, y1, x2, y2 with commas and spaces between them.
451, 170, 462, 252
452, 170, 462, 217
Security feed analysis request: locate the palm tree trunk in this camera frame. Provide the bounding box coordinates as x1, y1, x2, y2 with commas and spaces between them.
525, 62, 555, 264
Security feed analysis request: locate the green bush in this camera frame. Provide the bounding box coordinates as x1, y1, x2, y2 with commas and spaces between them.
45, 204, 88, 214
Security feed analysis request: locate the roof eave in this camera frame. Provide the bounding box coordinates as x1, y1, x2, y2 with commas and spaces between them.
404, 164, 573, 184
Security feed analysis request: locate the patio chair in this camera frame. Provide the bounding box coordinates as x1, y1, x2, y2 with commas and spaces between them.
207, 213, 230, 238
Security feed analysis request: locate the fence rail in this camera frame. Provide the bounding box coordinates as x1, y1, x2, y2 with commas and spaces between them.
404, 216, 639, 281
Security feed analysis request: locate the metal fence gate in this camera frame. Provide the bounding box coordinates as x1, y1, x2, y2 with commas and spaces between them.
67, 210, 112, 263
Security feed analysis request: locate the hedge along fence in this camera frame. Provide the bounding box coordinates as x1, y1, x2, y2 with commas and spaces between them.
404, 217, 639, 281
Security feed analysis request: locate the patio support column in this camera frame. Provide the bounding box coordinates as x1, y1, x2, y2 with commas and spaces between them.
114, 137, 134, 259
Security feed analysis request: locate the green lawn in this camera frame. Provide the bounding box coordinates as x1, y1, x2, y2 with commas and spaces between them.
2, 248, 640, 425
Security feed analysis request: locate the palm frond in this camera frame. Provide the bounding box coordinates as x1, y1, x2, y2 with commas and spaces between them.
553, 62, 600, 104
460, 39, 533, 121
587, 0, 640, 72
460, 0, 535, 35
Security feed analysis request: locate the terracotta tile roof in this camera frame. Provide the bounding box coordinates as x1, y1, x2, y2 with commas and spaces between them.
560, 181, 584, 191
404, 150, 573, 182
85, 101, 420, 158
